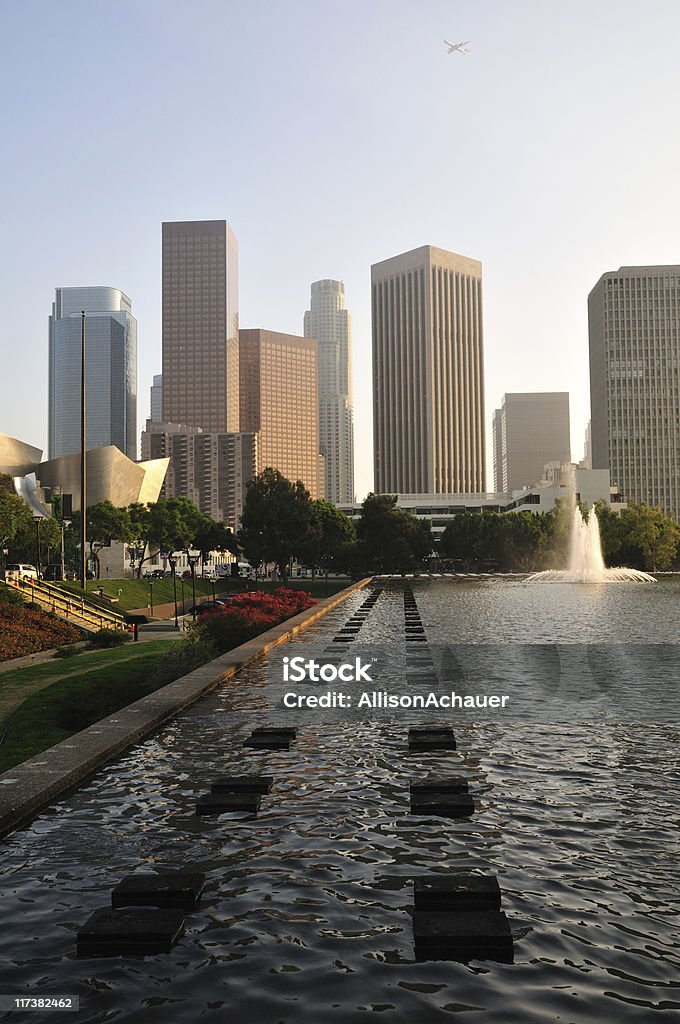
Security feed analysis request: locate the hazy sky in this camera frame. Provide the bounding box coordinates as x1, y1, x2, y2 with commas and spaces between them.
2, 0, 680, 499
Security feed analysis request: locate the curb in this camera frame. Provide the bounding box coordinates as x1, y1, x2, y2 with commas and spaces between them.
0, 578, 372, 841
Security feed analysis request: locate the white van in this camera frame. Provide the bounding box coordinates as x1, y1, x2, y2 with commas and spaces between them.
4, 563, 39, 580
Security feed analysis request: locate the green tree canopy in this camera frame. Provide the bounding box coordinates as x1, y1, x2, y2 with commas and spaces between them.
238, 468, 315, 583
354, 493, 433, 574
71, 501, 132, 578
298, 499, 357, 575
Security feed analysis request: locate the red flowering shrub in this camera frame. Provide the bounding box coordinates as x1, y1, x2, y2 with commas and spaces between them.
192, 587, 316, 652
0, 601, 83, 662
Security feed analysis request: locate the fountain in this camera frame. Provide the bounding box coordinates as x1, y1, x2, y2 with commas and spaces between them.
527, 505, 656, 583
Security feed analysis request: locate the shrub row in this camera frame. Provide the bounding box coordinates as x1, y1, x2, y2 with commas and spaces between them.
0, 597, 83, 662
189, 588, 317, 653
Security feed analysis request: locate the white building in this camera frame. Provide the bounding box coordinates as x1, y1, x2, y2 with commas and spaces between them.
303, 279, 354, 504
49, 287, 137, 460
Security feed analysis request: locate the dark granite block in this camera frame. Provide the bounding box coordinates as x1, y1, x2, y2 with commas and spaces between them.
408, 736, 457, 751
77, 907, 185, 956
251, 727, 297, 739
112, 872, 205, 910
410, 793, 475, 817
410, 777, 469, 796
211, 775, 273, 794
243, 736, 290, 750
195, 792, 261, 814
413, 909, 513, 962
414, 874, 500, 912
409, 727, 455, 740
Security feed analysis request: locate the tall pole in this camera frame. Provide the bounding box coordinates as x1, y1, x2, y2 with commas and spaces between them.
80, 310, 87, 591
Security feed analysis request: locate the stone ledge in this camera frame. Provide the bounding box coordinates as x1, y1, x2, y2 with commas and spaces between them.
0, 578, 371, 841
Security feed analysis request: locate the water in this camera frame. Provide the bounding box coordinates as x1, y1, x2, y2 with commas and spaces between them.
1, 579, 680, 1023
527, 506, 657, 584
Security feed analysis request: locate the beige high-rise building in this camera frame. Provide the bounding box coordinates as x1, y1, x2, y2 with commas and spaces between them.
162, 219, 239, 433
589, 265, 680, 519
239, 329, 322, 498
141, 420, 257, 531
493, 393, 571, 493
303, 280, 355, 504
372, 245, 486, 494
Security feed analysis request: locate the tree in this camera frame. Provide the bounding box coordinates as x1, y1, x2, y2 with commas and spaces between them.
194, 518, 238, 567
71, 501, 132, 578
238, 468, 315, 583
354, 493, 433, 574
299, 499, 356, 576
616, 501, 680, 571
147, 497, 207, 558
0, 473, 32, 567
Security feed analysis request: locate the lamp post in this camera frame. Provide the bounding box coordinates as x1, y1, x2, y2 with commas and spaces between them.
168, 555, 179, 629
32, 516, 43, 578
149, 579, 154, 615
188, 548, 200, 620
80, 310, 87, 592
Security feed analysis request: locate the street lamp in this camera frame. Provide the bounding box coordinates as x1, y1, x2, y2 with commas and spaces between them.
149, 578, 154, 615
32, 515, 43, 578
187, 548, 201, 620
168, 554, 179, 629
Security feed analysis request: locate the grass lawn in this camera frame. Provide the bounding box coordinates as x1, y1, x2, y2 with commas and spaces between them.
0, 639, 179, 774
59, 575, 351, 612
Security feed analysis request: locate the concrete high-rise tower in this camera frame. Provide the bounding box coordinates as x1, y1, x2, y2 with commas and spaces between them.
371, 245, 486, 494
48, 286, 137, 460
589, 265, 680, 519
161, 219, 239, 433
303, 279, 354, 504
149, 374, 163, 422
493, 393, 571, 493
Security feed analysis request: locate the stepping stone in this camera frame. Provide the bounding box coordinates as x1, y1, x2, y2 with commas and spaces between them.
410, 777, 469, 797
211, 775, 273, 794
405, 637, 427, 642
414, 874, 501, 912
413, 909, 513, 963
243, 735, 290, 750
410, 793, 475, 817
77, 907, 185, 957
112, 872, 206, 910
196, 792, 261, 815
406, 674, 438, 685
251, 727, 296, 739
408, 728, 456, 751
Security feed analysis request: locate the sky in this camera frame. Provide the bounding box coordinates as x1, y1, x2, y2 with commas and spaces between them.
2, 0, 680, 500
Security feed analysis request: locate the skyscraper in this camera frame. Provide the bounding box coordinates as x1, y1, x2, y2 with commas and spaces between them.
239, 328, 323, 498
48, 286, 137, 460
589, 265, 680, 519
149, 374, 163, 422
303, 280, 354, 504
372, 245, 486, 494
141, 420, 257, 530
161, 219, 239, 433
493, 393, 571, 493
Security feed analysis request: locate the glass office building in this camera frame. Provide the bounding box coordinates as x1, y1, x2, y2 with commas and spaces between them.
48, 287, 137, 460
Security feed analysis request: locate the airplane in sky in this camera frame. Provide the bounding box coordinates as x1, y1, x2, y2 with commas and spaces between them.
444, 40, 471, 55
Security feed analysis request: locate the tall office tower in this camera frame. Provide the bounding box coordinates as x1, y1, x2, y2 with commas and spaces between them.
141, 420, 257, 530
303, 280, 354, 503
492, 408, 504, 493
49, 286, 137, 460
162, 219, 239, 433
150, 374, 163, 421
493, 393, 571, 493
371, 245, 486, 494
581, 420, 592, 469
239, 328, 322, 498
589, 265, 680, 518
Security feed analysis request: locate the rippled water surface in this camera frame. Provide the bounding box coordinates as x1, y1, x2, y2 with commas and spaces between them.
1, 579, 680, 1023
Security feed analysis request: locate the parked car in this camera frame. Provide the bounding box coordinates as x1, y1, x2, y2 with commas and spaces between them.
4, 563, 39, 580
186, 599, 227, 616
